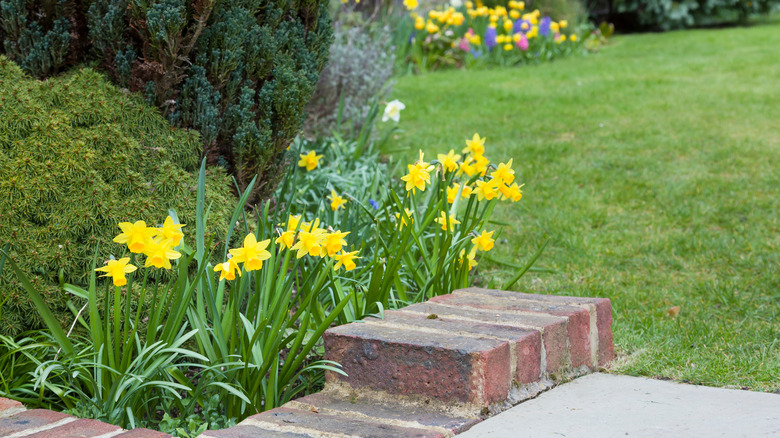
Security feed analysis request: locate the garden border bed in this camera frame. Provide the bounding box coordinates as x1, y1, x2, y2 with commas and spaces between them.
0, 288, 613, 437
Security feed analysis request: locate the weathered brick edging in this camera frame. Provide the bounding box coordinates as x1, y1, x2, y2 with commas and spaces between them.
2, 288, 614, 437
0, 398, 169, 438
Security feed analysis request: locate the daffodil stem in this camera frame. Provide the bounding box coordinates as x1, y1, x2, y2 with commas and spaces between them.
113, 285, 121, 367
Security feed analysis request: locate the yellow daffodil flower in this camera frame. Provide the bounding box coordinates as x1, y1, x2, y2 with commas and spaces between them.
324, 231, 350, 257
505, 182, 524, 202
472, 230, 495, 251
446, 185, 459, 204
95, 257, 137, 287
284, 214, 302, 231
291, 228, 327, 259
503, 19, 513, 32
395, 208, 414, 229
334, 250, 361, 271
113, 220, 157, 253
437, 149, 461, 172
474, 178, 500, 200
328, 190, 348, 211
459, 156, 478, 177
156, 216, 185, 247
403, 0, 418, 10
446, 184, 472, 204
571, 34, 578, 42
491, 158, 515, 184
214, 259, 241, 281
504, 43, 513, 51
229, 233, 272, 271
474, 154, 490, 176
143, 237, 182, 269
434, 211, 461, 232
276, 230, 295, 249
459, 248, 478, 271
559, 19, 568, 28
463, 133, 486, 156
401, 162, 434, 193
298, 150, 323, 171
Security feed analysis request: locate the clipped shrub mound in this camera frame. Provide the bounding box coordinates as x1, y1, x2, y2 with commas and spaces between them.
0, 0, 333, 202
0, 56, 235, 336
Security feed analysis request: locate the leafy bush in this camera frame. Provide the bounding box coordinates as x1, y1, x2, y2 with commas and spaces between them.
0, 56, 235, 336
609, 0, 779, 30
305, 23, 396, 137
0, 0, 334, 202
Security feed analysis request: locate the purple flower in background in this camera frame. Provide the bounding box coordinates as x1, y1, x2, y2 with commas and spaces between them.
369, 199, 379, 209
409, 31, 416, 44
516, 32, 529, 51
485, 26, 497, 50
513, 19, 531, 34
539, 17, 551, 37
470, 48, 482, 58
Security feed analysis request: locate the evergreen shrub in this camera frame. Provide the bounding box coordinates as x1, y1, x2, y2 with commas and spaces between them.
0, 56, 235, 336
0, 0, 334, 201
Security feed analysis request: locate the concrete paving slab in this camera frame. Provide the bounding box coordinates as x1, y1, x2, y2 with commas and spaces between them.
459, 373, 780, 438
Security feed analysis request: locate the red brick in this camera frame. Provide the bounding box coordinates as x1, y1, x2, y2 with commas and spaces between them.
27, 418, 121, 437
201, 424, 312, 437
246, 406, 446, 438
432, 291, 592, 368
381, 310, 542, 384
403, 301, 570, 374
0, 397, 24, 416
455, 288, 615, 366
323, 322, 511, 405
0, 409, 73, 437
290, 391, 481, 434
115, 428, 172, 438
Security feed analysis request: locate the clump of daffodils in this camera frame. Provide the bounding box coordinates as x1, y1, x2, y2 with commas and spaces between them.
99, 216, 185, 286
396, 132, 523, 271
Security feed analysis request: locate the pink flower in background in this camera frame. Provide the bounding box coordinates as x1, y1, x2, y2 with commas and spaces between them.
516, 33, 529, 51
458, 37, 470, 51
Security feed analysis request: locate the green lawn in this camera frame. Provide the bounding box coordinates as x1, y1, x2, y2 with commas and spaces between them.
388, 22, 780, 391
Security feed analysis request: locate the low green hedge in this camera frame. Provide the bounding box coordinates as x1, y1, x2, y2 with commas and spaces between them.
0, 56, 235, 336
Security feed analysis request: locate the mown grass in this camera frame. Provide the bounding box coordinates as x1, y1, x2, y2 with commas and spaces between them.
387, 20, 780, 391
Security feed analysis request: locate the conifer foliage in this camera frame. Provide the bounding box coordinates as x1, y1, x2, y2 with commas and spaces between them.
1, 0, 334, 201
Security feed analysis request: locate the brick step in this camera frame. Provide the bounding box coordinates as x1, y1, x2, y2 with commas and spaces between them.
0, 401, 170, 438
202, 390, 480, 438
324, 288, 613, 408
211, 288, 614, 437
